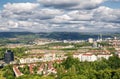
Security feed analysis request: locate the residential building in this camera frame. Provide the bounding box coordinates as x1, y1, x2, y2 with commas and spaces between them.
81, 53, 97, 62
73, 53, 112, 62
97, 54, 112, 60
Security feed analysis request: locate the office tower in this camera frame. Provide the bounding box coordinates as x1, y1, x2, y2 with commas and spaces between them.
4, 50, 14, 64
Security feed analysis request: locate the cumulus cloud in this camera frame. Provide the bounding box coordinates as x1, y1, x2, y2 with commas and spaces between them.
0, 0, 120, 32
0, 27, 9, 31
32, 8, 64, 20
7, 20, 18, 28
68, 10, 93, 21
92, 6, 120, 23
3, 3, 39, 11
38, 0, 105, 10
109, 0, 120, 2
1, 2, 40, 20
50, 14, 72, 23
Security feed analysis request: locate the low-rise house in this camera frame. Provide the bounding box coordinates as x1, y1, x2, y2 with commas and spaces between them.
37, 63, 44, 74
47, 62, 57, 74
29, 64, 35, 74
13, 65, 23, 77
37, 62, 57, 75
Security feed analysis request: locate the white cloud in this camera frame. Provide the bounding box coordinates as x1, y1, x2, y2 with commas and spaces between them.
0, 1, 120, 32
3, 3, 39, 11
51, 14, 72, 23
38, 0, 105, 10
7, 20, 18, 28
32, 8, 64, 20
92, 6, 120, 23
18, 21, 34, 27
79, 26, 85, 30
109, 0, 120, 2
0, 27, 10, 31
68, 10, 93, 21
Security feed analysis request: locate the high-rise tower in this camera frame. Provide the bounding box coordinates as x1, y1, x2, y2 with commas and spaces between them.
4, 50, 14, 64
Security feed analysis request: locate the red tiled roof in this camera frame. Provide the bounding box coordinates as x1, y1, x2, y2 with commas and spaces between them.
38, 63, 44, 71
13, 65, 23, 77
82, 53, 93, 56
48, 62, 53, 69
29, 64, 34, 74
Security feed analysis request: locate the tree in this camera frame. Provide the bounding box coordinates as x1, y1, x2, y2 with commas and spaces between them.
108, 56, 120, 69
62, 56, 79, 69
57, 65, 65, 79
78, 75, 87, 79
112, 69, 120, 79
97, 69, 112, 79
66, 65, 78, 79
2, 65, 15, 79
92, 60, 110, 71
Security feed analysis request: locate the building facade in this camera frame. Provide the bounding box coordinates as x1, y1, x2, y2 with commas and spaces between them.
4, 50, 14, 63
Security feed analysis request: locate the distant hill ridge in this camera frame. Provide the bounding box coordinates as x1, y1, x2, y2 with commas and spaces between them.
0, 32, 116, 40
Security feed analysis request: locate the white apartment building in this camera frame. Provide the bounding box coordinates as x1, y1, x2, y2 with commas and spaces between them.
73, 53, 97, 62
97, 54, 113, 60
73, 53, 113, 62
20, 58, 42, 64
81, 53, 97, 62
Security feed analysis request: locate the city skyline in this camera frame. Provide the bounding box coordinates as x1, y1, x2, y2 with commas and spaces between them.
0, 0, 120, 32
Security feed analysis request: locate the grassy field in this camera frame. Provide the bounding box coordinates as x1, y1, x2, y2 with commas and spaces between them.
0, 70, 5, 79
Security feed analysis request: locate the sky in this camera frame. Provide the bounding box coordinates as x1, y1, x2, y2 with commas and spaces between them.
0, 0, 120, 32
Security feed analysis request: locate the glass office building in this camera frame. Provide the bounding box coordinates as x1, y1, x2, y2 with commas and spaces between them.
4, 50, 14, 63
